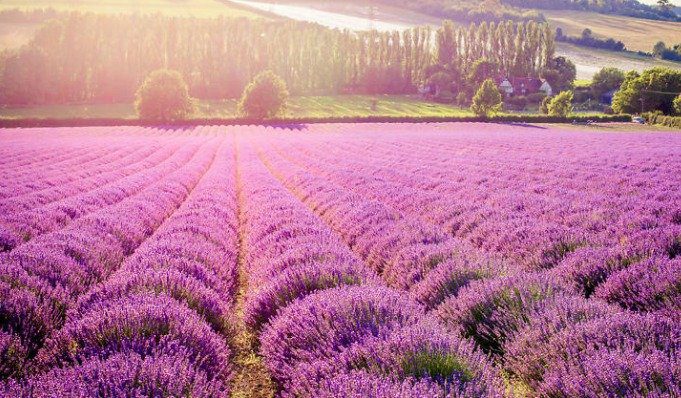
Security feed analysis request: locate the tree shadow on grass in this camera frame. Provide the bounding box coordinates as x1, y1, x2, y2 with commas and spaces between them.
500, 122, 548, 129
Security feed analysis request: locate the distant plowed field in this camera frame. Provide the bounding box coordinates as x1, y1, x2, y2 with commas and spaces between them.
546, 10, 681, 53
1, 123, 680, 397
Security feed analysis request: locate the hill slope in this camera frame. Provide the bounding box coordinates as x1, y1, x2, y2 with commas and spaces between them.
545, 10, 681, 52
231, 0, 681, 79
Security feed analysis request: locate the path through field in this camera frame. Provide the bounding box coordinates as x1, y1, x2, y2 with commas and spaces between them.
1, 123, 680, 397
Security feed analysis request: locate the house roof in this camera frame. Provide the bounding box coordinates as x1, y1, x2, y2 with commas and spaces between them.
497, 76, 547, 92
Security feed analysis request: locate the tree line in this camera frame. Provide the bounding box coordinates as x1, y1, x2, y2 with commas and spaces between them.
502, 0, 679, 21
0, 12, 432, 105
369, 0, 543, 24
555, 28, 626, 52
0, 11, 556, 107
367, 0, 678, 22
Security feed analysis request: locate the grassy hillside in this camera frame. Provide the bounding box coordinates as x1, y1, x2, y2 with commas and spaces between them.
546, 10, 681, 52
0, 0, 262, 18
0, 1, 264, 50
0, 95, 474, 120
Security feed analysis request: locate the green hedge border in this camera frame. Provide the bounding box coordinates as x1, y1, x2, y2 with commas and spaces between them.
0, 114, 631, 128
643, 113, 681, 129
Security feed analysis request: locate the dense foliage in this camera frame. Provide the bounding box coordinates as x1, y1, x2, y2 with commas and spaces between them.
428, 20, 557, 101
644, 112, 681, 128
471, 79, 503, 116
540, 55, 576, 93
238, 71, 289, 119
591, 67, 625, 99
135, 70, 195, 121
0, 12, 433, 105
547, 90, 574, 116
612, 67, 681, 114
652, 41, 681, 61
0, 11, 556, 107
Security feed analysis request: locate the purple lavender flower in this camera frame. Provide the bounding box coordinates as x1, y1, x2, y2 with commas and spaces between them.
594, 255, 681, 312
245, 260, 381, 332
436, 273, 568, 356
287, 324, 502, 398
36, 294, 232, 381
259, 285, 426, 383
4, 352, 228, 397
539, 349, 681, 398
503, 294, 617, 387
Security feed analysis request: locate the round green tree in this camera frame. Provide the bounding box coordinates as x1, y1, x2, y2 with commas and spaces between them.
238, 71, 289, 119
673, 94, 681, 115
547, 90, 574, 117
470, 79, 502, 117
135, 70, 195, 121
591, 67, 625, 99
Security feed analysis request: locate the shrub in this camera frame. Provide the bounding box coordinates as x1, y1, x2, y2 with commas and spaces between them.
37, 295, 232, 380
436, 273, 567, 356
540, 349, 681, 398
456, 91, 470, 107
674, 94, 681, 115
503, 295, 616, 387
6, 353, 227, 397
540, 96, 551, 114
547, 90, 573, 117
594, 256, 681, 312
504, 95, 528, 111
292, 370, 450, 398
244, 261, 380, 333
0, 331, 26, 379
288, 324, 501, 397
238, 70, 289, 119
135, 70, 195, 121
470, 79, 502, 117
613, 67, 681, 115
525, 92, 546, 104
555, 227, 681, 297
644, 111, 681, 128
409, 249, 502, 309
73, 268, 235, 335
534, 314, 681, 397
259, 286, 425, 383
591, 67, 625, 99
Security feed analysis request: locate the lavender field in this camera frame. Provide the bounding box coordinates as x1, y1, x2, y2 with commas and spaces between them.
1, 123, 680, 397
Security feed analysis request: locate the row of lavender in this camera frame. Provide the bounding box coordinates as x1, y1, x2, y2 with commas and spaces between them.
2, 123, 679, 397
0, 129, 227, 252
0, 127, 174, 198
237, 140, 502, 397
267, 124, 681, 311
251, 124, 680, 397
1, 128, 240, 396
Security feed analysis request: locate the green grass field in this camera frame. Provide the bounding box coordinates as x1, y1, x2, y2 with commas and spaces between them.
0, 95, 475, 120
0, 95, 619, 121
0, 0, 262, 18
